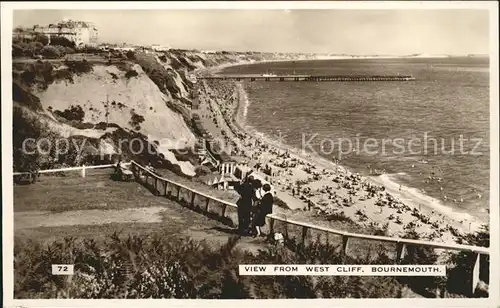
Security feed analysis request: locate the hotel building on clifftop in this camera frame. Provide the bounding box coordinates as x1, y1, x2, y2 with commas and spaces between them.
32, 19, 99, 48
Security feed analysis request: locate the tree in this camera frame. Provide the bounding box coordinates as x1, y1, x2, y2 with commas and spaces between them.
34, 34, 49, 46
27, 41, 44, 54
126, 50, 136, 60
49, 36, 76, 48
13, 107, 59, 172
41, 45, 61, 59
12, 44, 25, 58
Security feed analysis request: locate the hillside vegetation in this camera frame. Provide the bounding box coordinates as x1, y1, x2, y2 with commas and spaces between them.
12, 42, 322, 176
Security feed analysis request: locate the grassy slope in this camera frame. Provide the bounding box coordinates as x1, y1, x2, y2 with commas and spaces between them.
14, 171, 429, 299
14, 170, 267, 253
34, 63, 195, 147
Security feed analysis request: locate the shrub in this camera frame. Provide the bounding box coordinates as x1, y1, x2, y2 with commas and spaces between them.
13, 81, 43, 111
129, 110, 145, 130
95, 122, 120, 130
158, 55, 167, 62
20, 70, 37, 85
71, 122, 95, 130
126, 50, 136, 60
18, 61, 55, 90
125, 69, 138, 79
27, 41, 44, 54
398, 226, 444, 297
14, 234, 405, 299
81, 46, 101, 54
195, 165, 211, 177
12, 44, 26, 57
64, 60, 93, 75
49, 36, 76, 48
34, 34, 49, 46
13, 107, 63, 172
53, 69, 74, 83
41, 45, 61, 59
325, 211, 355, 224
53, 105, 85, 122
446, 225, 490, 297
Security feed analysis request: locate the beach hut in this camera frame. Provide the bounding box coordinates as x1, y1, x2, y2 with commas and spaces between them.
234, 164, 252, 180
263, 164, 279, 177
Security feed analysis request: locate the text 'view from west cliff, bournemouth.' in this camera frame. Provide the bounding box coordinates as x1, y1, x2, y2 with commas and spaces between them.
2, 3, 498, 306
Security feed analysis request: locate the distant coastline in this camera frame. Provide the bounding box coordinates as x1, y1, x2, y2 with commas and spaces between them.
208, 53, 489, 75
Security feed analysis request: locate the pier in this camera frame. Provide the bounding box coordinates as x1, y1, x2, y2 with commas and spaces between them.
200, 74, 416, 82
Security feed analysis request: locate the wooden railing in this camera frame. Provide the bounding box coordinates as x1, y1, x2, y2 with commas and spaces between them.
13, 163, 131, 179
14, 161, 488, 295
129, 160, 489, 295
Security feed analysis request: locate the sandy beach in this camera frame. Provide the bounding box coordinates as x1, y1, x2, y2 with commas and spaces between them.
194, 64, 487, 246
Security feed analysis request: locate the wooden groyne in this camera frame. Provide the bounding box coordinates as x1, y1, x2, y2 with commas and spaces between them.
200, 75, 416, 82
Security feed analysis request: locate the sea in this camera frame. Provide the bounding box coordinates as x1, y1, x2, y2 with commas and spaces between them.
220, 57, 490, 225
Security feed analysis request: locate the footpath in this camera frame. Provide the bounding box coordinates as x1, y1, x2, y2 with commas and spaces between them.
13, 171, 269, 254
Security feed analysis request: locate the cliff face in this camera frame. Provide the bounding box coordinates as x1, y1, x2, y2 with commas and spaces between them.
12, 49, 319, 174
34, 64, 195, 148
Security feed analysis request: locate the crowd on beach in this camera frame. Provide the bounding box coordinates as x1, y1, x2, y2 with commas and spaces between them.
196, 79, 481, 244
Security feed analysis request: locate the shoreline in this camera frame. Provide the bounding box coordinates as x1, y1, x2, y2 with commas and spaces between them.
236, 89, 487, 229
230, 83, 485, 243
198, 58, 488, 245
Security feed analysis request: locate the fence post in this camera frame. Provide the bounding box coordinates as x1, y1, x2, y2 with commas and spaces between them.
302, 226, 309, 246
191, 192, 196, 207
395, 242, 407, 264
341, 235, 350, 262
164, 180, 168, 196
221, 203, 227, 217
81, 165, 86, 178
269, 217, 275, 234
205, 198, 210, 212
176, 186, 181, 201
154, 178, 158, 194
471, 253, 481, 295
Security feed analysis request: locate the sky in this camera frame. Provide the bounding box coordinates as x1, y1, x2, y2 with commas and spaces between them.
13, 9, 490, 55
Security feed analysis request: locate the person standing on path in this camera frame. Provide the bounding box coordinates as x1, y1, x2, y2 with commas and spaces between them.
253, 184, 274, 237
235, 174, 254, 235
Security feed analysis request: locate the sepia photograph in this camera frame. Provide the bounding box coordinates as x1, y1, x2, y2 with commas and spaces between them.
2, 1, 499, 307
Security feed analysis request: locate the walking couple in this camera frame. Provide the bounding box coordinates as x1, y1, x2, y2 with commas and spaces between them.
235, 172, 274, 237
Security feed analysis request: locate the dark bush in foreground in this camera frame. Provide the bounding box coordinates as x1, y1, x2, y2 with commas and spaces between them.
12, 43, 27, 57
14, 234, 403, 299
